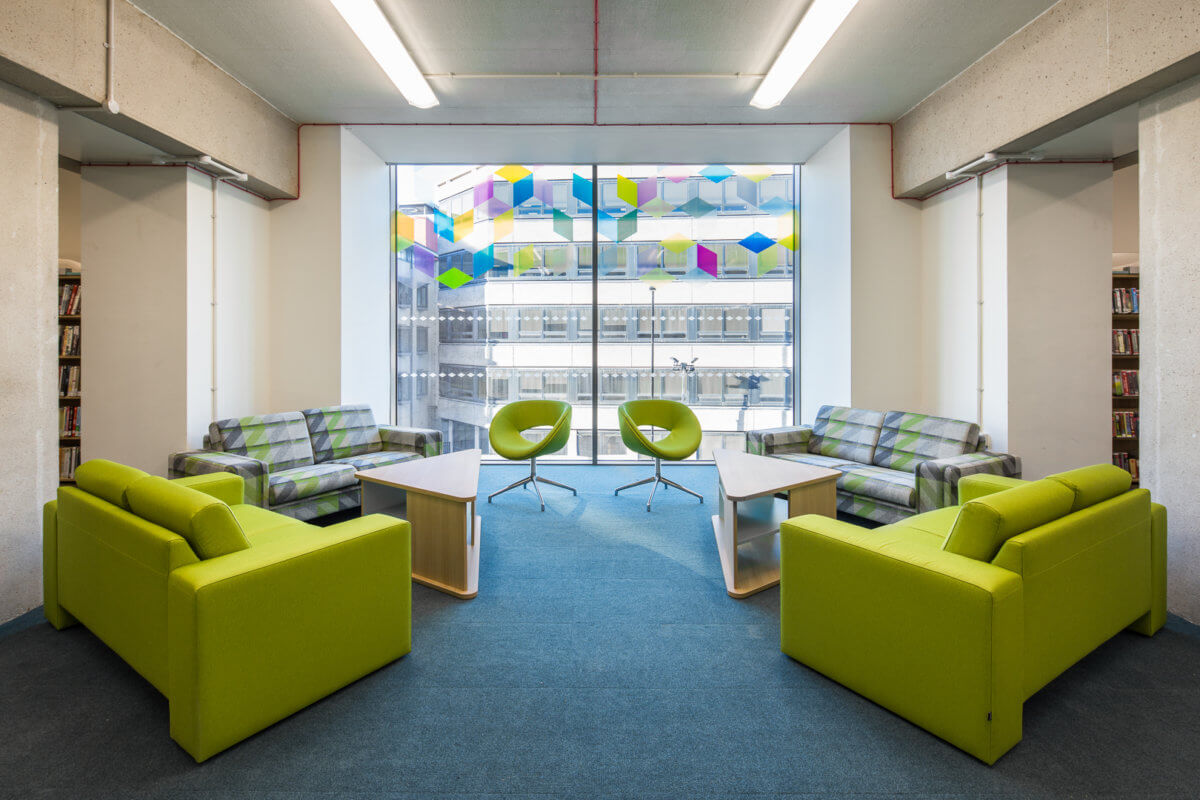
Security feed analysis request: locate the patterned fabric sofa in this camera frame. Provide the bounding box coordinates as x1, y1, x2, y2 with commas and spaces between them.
169, 404, 441, 520
748, 405, 1020, 524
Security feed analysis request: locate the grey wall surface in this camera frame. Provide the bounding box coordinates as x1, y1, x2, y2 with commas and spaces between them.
0, 80, 59, 623
1139, 74, 1200, 623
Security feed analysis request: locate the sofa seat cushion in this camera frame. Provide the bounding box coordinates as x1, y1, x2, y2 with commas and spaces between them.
889, 506, 961, 540
774, 453, 860, 472
808, 405, 885, 463
872, 411, 980, 472
838, 465, 916, 507
231, 503, 315, 546
883, 525, 947, 552
943, 479, 1075, 561
328, 450, 419, 471
268, 463, 358, 505
126, 476, 250, 559
209, 411, 316, 472
302, 404, 383, 463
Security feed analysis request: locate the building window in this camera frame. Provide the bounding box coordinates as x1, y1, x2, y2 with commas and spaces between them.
488, 374, 510, 403
760, 306, 788, 339
416, 284, 429, 310
519, 309, 544, 337
544, 307, 568, 338
416, 326, 429, 354
544, 371, 568, 399
398, 327, 412, 354
489, 307, 514, 340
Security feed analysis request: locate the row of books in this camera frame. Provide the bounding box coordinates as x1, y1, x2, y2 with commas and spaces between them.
58, 365, 81, 398
1113, 287, 1139, 314
1113, 370, 1139, 397
1112, 328, 1139, 355
60, 406, 81, 438
59, 325, 80, 357
1112, 452, 1140, 482
58, 283, 81, 315
60, 447, 80, 481
1113, 411, 1139, 438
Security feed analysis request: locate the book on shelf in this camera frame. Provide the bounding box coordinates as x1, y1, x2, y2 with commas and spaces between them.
57, 283, 81, 315
1112, 287, 1139, 314
58, 365, 81, 398
59, 406, 81, 438
1112, 451, 1140, 482
1111, 328, 1140, 355
58, 324, 81, 357
1112, 370, 1139, 396
59, 446, 80, 480
1112, 411, 1139, 438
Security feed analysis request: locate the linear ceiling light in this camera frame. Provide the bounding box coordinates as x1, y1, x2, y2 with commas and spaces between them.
328, 0, 438, 108
750, 0, 860, 109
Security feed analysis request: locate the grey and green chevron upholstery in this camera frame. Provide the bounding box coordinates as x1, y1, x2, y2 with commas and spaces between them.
809, 405, 885, 462
915, 451, 1022, 513
208, 412, 315, 471
169, 404, 442, 520
748, 405, 1019, 524
872, 411, 980, 471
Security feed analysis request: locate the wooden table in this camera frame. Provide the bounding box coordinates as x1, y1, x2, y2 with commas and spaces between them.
357, 449, 482, 599
711, 448, 839, 598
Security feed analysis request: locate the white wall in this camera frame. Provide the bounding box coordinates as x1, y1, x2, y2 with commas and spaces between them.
185, 171, 216, 449
1113, 161, 1139, 256
82, 166, 191, 473
268, 126, 342, 412
800, 128, 852, 423
0, 80, 58, 624
1140, 74, 1200, 623
339, 128, 392, 421
58, 164, 81, 263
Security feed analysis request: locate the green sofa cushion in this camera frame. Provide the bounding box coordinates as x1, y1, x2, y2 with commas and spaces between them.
1046, 464, 1132, 512
74, 459, 150, 510
942, 479, 1074, 561
127, 476, 251, 559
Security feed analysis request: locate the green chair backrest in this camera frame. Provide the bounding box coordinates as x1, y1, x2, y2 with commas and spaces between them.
489, 400, 573, 460
618, 399, 702, 461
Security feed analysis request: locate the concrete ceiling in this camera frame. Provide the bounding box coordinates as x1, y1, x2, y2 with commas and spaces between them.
129, 0, 1060, 125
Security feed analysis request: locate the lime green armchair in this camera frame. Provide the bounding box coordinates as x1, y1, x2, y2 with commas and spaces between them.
487, 400, 576, 511
614, 399, 704, 511
43, 459, 411, 762
780, 464, 1166, 764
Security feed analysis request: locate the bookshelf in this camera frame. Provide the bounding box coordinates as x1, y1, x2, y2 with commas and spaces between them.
1112, 269, 1139, 485
58, 273, 81, 483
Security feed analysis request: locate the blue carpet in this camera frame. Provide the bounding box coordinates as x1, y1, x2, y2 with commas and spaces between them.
3, 463, 1200, 798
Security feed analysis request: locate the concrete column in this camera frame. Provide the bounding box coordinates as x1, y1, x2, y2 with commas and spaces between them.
0, 80, 58, 623
1139, 74, 1200, 623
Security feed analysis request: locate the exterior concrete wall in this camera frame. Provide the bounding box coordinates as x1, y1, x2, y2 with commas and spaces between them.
1139, 74, 1200, 623
0, 0, 297, 198
894, 0, 1200, 197
0, 81, 59, 623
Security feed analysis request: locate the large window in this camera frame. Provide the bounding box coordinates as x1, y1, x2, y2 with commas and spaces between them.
392, 164, 798, 460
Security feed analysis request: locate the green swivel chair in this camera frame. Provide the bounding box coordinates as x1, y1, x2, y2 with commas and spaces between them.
614, 399, 704, 511
488, 400, 577, 511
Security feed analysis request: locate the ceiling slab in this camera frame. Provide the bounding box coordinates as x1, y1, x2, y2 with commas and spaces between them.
130, 0, 1058, 124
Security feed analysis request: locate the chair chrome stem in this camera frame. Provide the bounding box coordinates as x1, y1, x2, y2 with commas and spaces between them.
488, 457, 576, 512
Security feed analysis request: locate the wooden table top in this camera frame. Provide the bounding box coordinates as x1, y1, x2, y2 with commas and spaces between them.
356, 448, 481, 502
712, 448, 840, 501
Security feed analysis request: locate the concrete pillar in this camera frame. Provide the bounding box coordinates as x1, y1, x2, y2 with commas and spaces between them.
1139, 74, 1200, 623
0, 80, 59, 623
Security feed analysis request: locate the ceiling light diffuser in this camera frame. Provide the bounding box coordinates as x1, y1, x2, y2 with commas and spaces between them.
329, 0, 438, 108
750, 0, 860, 109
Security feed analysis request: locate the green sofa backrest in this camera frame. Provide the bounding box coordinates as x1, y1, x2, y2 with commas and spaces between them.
808, 405, 884, 462
126, 476, 251, 560
942, 479, 1075, 561
1045, 463, 1132, 512
75, 458, 150, 508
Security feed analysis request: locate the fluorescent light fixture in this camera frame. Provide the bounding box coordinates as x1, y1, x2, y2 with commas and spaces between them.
329, 0, 438, 108
750, 0, 859, 109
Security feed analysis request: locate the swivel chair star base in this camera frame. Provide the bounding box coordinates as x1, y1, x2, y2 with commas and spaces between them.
489, 457, 576, 511
614, 399, 704, 512
487, 400, 576, 512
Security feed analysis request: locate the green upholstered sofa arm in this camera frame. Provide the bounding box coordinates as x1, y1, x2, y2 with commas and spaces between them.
171, 472, 245, 506
165, 514, 412, 762
168, 451, 268, 507
780, 514, 1025, 765
378, 425, 443, 457
746, 425, 812, 456
915, 451, 1023, 513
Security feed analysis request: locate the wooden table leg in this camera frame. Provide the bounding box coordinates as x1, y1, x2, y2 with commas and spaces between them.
408, 491, 480, 599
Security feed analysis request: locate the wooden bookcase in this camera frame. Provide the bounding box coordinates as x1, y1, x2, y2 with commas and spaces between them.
58, 274, 81, 483
1112, 271, 1139, 485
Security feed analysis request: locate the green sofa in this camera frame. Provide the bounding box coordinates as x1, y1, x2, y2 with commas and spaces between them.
780, 464, 1167, 764
43, 459, 412, 762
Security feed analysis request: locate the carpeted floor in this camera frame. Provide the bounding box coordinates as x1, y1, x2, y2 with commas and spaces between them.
3, 463, 1200, 799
